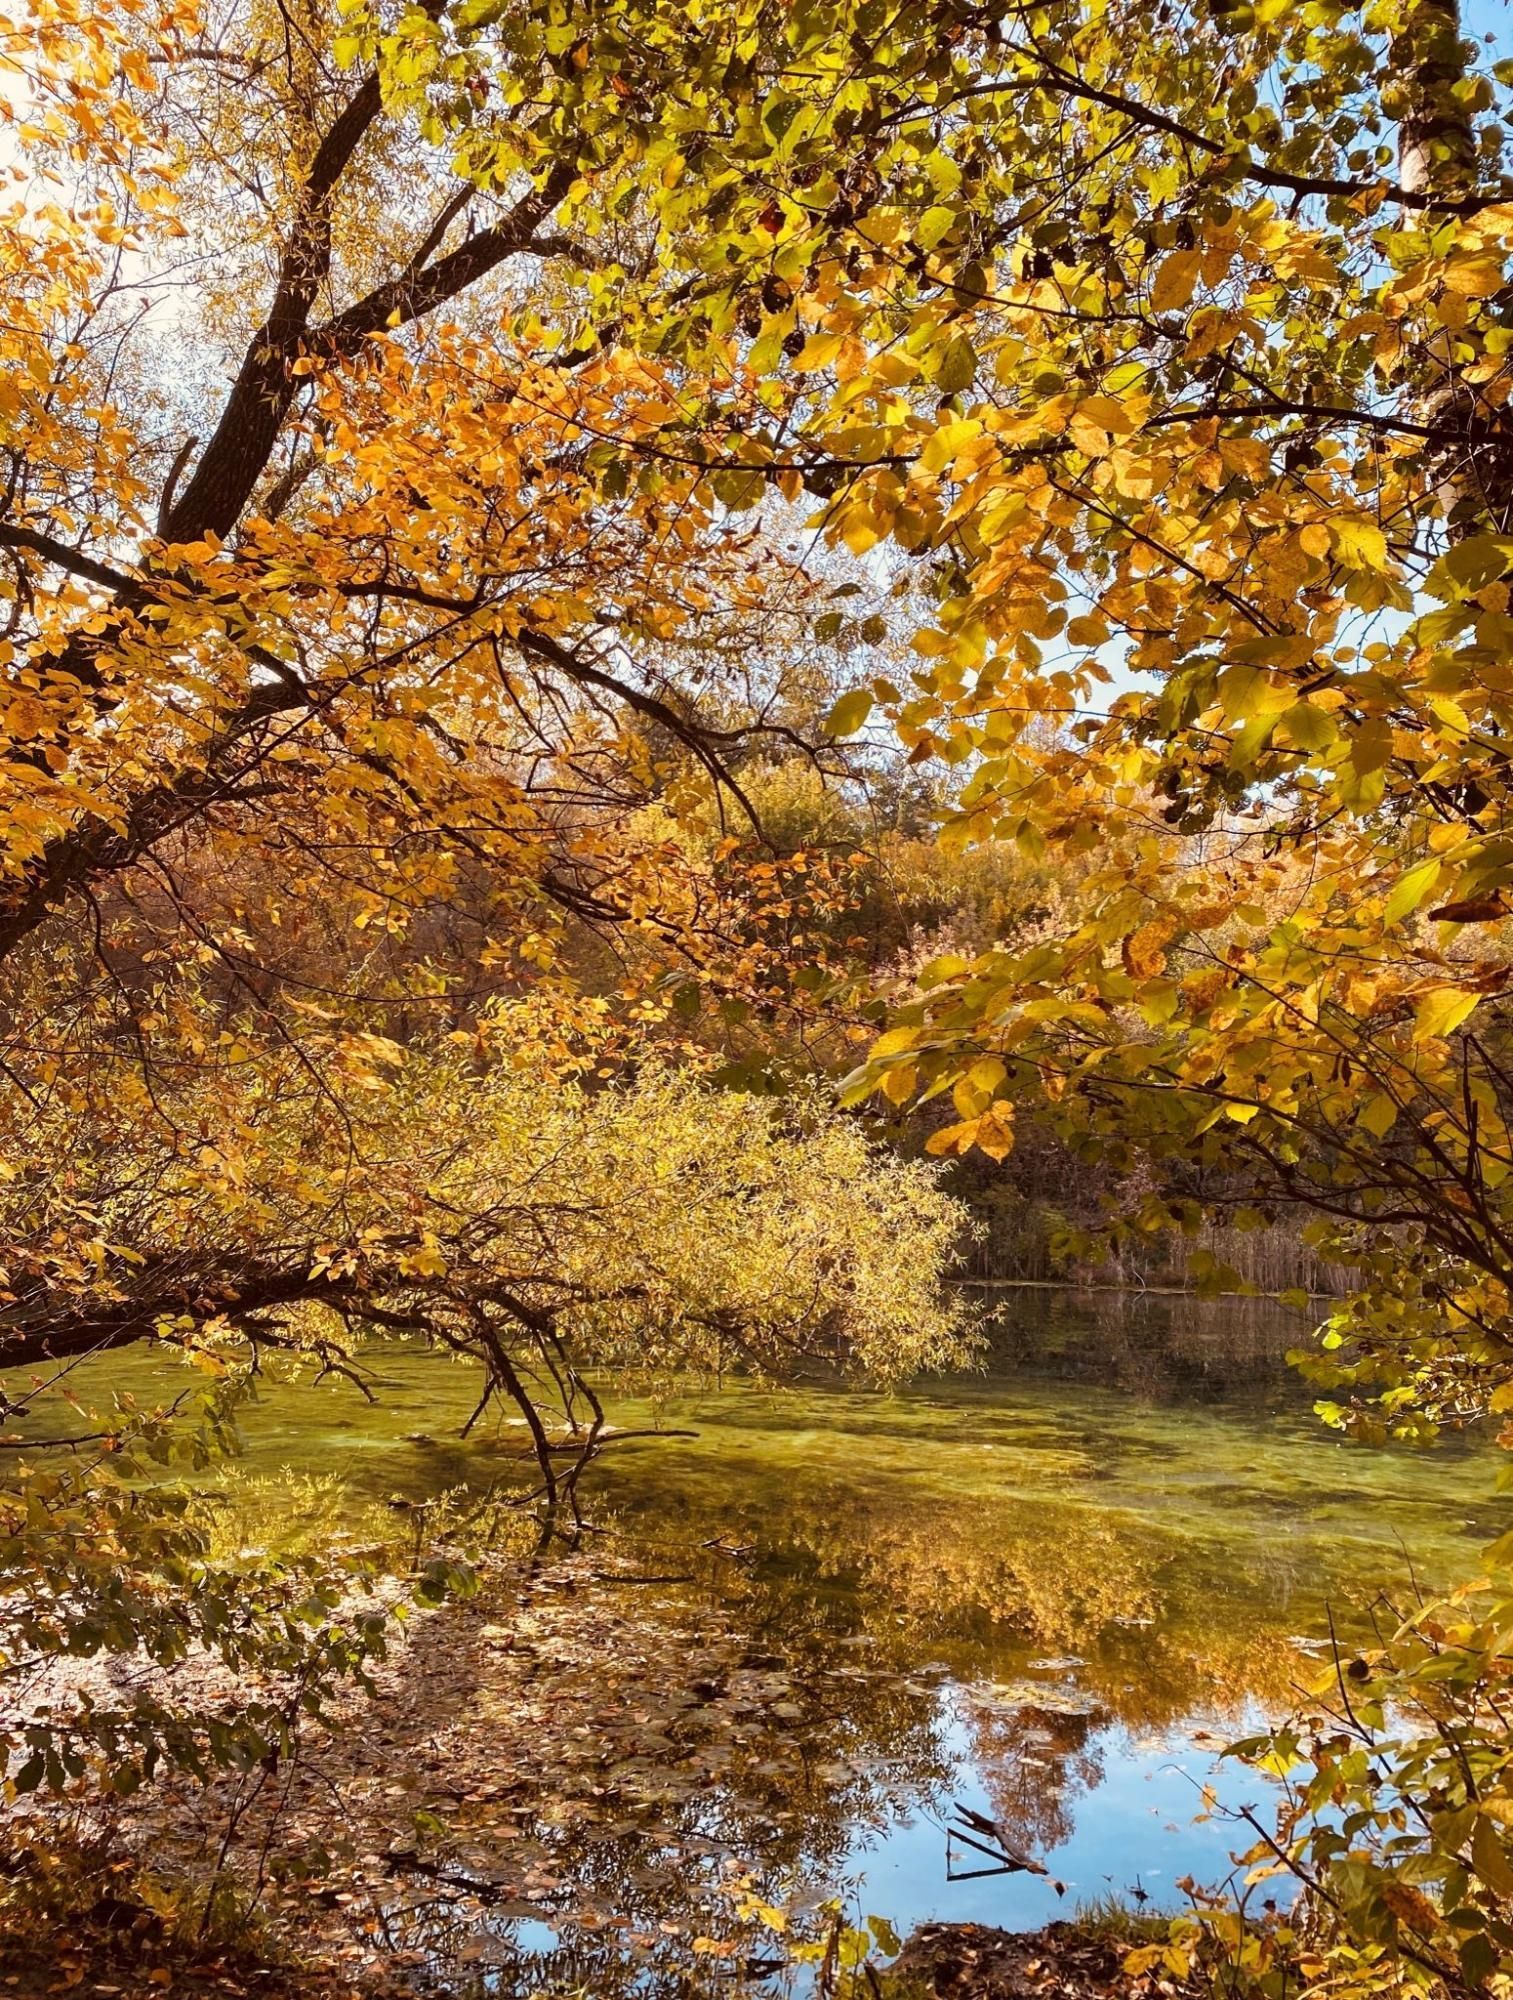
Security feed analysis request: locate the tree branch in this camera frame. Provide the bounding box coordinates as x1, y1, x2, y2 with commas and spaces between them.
161, 71, 385, 543
311, 157, 579, 357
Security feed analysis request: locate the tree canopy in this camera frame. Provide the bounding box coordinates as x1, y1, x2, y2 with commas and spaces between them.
10, 0, 1513, 1985
13, 0, 1513, 1424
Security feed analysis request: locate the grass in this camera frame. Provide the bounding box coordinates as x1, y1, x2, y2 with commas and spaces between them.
1068, 1891, 1177, 1943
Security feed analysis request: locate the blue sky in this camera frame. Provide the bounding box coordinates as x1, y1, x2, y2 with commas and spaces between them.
1464, 1, 1510, 52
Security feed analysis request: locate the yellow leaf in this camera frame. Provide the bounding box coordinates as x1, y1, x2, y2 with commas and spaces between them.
1414, 986, 1480, 1043
975, 1102, 1015, 1162
840, 510, 881, 557
1068, 411, 1111, 456
825, 689, 874, 737
1122, 915, 1178, 979
1067, 612, 1110, 647
925, 1117, 977, 1157
1331, 518, 1389, 571
1384, 856, 1441, 924
1278, 702, 1337, 754
4, 696, 47, 739
1349, 716, 1393, 777
1444, 252, 1506, 298
1124, 1945, 1167, 1977
795, 332, 843, 370
1358, 1094, 1398, 1138
1473, 1813, 1513, 1897
881, 1062, 918, 1106
1077, 394, 1134, 434
1151, 248, 1201, 314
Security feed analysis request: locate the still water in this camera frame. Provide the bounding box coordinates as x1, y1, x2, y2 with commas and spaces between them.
11, 1288, 1508, 1972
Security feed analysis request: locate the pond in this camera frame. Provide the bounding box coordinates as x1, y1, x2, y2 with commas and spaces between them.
9, 1287, 1508, 1986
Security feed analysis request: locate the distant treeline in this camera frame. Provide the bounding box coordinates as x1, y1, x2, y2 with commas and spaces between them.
955, 1196, 1352, 1297
938, 1127, 1354, 1298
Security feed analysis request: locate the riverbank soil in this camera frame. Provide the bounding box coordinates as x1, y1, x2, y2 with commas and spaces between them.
886, 1921, 1190, 2000
0, 1920, 1183, 2000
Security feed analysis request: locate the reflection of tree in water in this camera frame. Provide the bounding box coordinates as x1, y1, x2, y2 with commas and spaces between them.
957, 1693, 1108, 1860
76, 1340, 1330, 1996
129, 1557, 959, 1997
980, 1288, 1301, 1403
686, 1487, 1306, 1733
82, 1471, 1310, 1993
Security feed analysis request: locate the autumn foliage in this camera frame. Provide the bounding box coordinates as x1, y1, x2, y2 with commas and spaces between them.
8, 0, 1513, 1986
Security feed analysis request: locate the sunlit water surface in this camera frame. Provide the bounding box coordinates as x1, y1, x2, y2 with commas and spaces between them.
11, 1288, 1508, 1970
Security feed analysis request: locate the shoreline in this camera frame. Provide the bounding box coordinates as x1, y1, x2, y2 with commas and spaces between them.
952, 1275, 1340, 1300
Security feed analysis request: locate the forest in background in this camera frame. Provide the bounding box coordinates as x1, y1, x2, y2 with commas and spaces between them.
6, 0, 1513, 1994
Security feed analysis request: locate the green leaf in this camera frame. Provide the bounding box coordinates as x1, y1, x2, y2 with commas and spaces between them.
1459, 1931, 1496, 1988
11, 1754, 45, 1794
825, 689, 874, 737
1384, 857, 1441, 925
930, 333, 977, 393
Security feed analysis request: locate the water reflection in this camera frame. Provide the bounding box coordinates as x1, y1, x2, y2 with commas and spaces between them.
975, 1285, 1308, 1403
160, 1565, 966, 1995
5, 1288, 1505, 1988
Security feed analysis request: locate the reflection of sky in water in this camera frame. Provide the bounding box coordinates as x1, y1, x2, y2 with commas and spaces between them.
844, 1700, 1278, 1936
7, 1291, 1504, 1980
411, 1689, 1290, 1989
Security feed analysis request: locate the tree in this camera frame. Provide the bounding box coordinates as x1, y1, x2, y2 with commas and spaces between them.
304, 0, 1513, 1431
821, 0, 1513, 1443
0, 0, 907, 1360
1, 1049, 971, 1796
0, 0, 983, 1800
9, 0, 1513, 1918
582, 0, 1513, 1439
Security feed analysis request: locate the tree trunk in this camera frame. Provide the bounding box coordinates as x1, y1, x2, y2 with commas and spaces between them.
1393, 0, 1478, 196
1392, 1, 1513, 533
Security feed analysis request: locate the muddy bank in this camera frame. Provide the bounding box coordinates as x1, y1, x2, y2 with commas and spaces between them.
888, 1920, 1191, 1999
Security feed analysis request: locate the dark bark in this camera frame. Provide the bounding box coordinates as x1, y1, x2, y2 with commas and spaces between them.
1391, 1, 1513, 531
0, 92, 578, 967
0, 1258, 347, 1372
161, 73, 384, 545
0, 676, 308, 964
